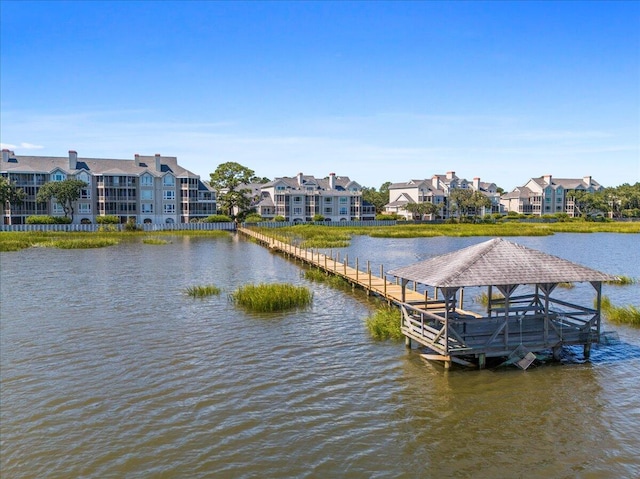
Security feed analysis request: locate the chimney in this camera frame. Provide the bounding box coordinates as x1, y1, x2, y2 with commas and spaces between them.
473, 177, 480, 191
134, 154, 141, 167
583, 175, 592, 186
69, 150, 78, 169
155, 154, 162, 172
2, 149, 10, 163
446, 171, 455, 180
431, 175, 439, 189
297, 172, 304, 186
543, 174, 552, 185
329, 172, 336, 189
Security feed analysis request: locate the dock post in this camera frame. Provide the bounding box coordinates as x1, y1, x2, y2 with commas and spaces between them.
355, 258, 359, 282
405, 335, 411, 348
382, 265, 386, 297
478, 353, 486, 370
584, 342, 591, 359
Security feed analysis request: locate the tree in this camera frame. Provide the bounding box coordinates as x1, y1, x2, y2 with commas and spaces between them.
362, 181, 393, 213
569, 189, 611, 218
0, 177, 26, 224
36, 179, 87, 222
449, 189, 492, 221
404, 201, 438, 220
209, 162, 256, 218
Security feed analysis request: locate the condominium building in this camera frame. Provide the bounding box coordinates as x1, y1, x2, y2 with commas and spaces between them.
385, 171, 501, 219
252, 172, 376, 222
501, 175, 603, 217
1, 150, 216, 224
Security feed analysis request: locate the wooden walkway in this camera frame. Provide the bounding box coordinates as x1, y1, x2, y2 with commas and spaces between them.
238, 227, 427, 304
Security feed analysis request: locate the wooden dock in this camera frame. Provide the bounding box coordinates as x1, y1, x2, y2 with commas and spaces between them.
238, 226, 428, 304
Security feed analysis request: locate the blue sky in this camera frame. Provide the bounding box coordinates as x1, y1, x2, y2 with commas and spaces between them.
1, 0, 638, 190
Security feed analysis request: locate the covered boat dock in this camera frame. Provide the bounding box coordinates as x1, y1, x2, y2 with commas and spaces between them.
388, 238, 618, 369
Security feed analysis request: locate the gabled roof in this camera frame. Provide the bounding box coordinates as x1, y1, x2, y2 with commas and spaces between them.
386, 192, 414, 207
388, 238, 616, 287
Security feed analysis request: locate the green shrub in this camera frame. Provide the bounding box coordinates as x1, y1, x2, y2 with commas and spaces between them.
375, 214, 399, 220
244, 214, 263, 223
124, 218, 141, 231
96, 215, 120, 224
185, 284, 221, 297
273, 215, 286, 222
230, 283, 312, 312
204, 214, 232, 223
26, 215, 71, 224
313, 214, 325, 222
365, 306, 403, 341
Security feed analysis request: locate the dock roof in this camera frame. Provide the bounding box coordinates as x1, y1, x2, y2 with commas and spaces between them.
388, 238, 617, 287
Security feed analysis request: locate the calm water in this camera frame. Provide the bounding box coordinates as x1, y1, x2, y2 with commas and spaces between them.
1, 233, 639, 478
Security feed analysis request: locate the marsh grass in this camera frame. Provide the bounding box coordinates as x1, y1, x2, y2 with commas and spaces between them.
0, 229, 229, 251
44, 238, 120, 249
143, 238, 171, 245
365, 306, 403, 341
557, 282, 575, 289
185, 284, 221, 297
474, 291, 505, 306
303, 268, 351, 288
254, 221, 640, 247
600, 296, 640, 326
230, 283, 313, 312
605, 275, 637, 286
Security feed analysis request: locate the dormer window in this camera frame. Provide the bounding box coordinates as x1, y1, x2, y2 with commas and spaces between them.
141, 174, 153, 186
51, 171, 66, 182
163, 175, 175, 187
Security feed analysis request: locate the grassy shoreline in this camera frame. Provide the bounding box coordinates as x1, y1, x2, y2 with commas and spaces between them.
2, 222, 638, 252
0, 229, 230, 251
257, 221, 640, 248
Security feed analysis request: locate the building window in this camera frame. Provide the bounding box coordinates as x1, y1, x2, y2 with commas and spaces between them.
339, 207, 348, 215
52, 203, 64, 214
141, 190, 153, 200
294, 196, 302, 203
78, 203, 91, 213
324, 207, 332, 214
141, 175, 153, 186
293, 207, 302, 215
339, 197, 347, 204
141, 203, 153, 213
276, 186, 285, 191
52, 172, 66, 182
163, 175, 175, 186
163, 190, 175, 200
324, 197, 332, 203
164, 204, 175, 214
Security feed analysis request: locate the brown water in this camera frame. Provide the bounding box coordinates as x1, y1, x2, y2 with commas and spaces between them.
1, 233, 639, 478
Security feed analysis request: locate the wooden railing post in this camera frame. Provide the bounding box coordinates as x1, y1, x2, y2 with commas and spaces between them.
356, 257, 359, 282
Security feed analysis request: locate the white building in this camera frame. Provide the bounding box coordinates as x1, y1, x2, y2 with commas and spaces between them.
385, 171, 501, 219
501, 175, 603, 217
252, 172, 375, 222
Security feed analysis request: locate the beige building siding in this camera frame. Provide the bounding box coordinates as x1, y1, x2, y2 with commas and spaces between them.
1, 150, 216, 225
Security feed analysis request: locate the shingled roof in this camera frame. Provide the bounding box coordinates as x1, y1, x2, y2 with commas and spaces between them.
388, 238, 617, 287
